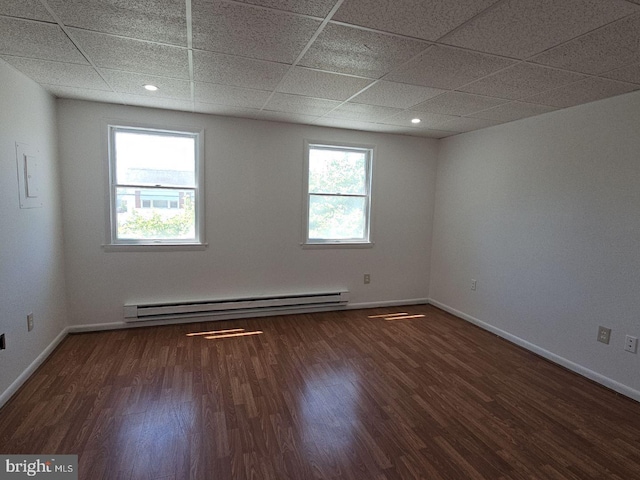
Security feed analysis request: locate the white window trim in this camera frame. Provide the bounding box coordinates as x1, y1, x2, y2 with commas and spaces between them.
104, 122, 206, 249
302, 140, 374, 247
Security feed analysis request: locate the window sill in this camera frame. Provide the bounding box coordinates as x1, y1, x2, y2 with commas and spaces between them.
102, 243, 208, 252
301, 242, 374, 250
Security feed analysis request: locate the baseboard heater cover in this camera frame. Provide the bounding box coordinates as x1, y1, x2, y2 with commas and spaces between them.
124, 291, 350, 322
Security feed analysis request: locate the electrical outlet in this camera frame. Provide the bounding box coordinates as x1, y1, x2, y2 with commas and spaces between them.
471, 279, 477, 291
27, 313, 34, 332
0, 334, 5, 350
625, 335, 638, 353
597, 326, 611, 344
364, 274, 371, 284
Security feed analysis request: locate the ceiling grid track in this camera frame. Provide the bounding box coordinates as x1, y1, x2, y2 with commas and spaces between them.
310, 0, 515, 127
38, 0, 127, 106
258, 0, 346, 111
312, 0, 640, 131
185, 0, 195, 112
314, 0, 532, 127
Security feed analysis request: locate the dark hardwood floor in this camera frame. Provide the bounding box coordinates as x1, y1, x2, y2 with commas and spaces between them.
1, 305, 640, 479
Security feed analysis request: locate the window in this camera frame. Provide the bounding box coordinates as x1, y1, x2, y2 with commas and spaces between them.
304, 142, 373, 245
108, 125, 204, 245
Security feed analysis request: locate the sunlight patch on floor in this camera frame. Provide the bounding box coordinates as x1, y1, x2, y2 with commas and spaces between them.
186, 328, 263, 339
367, 312, 425, 321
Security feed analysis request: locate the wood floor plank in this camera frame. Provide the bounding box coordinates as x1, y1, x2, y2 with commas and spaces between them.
1, 305, 640, 479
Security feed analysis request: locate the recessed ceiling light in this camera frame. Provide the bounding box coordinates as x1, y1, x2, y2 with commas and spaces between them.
411, 118, 421, 124
143, 84, 159, 91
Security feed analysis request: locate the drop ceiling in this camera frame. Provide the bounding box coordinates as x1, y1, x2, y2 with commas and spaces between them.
2, 0, 640, 138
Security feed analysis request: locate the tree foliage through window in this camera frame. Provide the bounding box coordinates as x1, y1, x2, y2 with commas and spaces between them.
119, 197, 194, 239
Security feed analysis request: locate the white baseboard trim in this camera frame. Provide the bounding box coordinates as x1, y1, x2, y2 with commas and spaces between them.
428, 298, 640, 403
0, 327, 69, 409
68, 322, 127, 333
348, 298, 430, 310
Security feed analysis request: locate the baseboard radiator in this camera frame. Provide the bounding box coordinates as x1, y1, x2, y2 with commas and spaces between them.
123, 291, 350, 322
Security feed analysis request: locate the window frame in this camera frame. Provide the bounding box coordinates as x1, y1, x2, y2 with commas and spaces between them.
106, 123, 205, 248
303, 140, 374, 247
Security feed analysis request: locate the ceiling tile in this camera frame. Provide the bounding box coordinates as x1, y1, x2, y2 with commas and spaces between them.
0, 17, 87, 64
0, 0, 54, 22
277, 67, 373, 100
522, 77, 639, 108
312, 116, 376, 129
385, 45, 516, 90
99, 69, 191, 100
195, 82, 271, 109
255, 111, 320, 125
68, 29, 189, 79
192, 1, 321, 63
194, 103, 263, 117
299, 23, 428, 78
263, 93, 342, 116
1, 56, 110, 90
381, 110, 458, 129
4, 0, 637, 135
120, 95, 193, 111
469, 102, 558, 122
459, 63, 587, 100
437, 116, 502, 132
404, 129, 458, 139
531, 15, 640, 75
601, 63, 640, 84
412, 92, 508, 116
333, 0, 500, 41
193, 50, 289, 90
231, 0, 337, 17
325, 102, 402, 122
389, 127, 457, 138
46, 0, 187, 46
313, 116, 399, 133
441, 0, 638, 59
351, 81, 444, 108
43, 84, 122, 102
313, 116, 456, 137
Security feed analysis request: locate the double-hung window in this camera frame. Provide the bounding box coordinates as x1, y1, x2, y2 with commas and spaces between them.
304, 142, 373, 245
108, 125, 204, 246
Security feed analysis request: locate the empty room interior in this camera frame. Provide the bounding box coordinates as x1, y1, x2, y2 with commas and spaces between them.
2, 0, 640, 478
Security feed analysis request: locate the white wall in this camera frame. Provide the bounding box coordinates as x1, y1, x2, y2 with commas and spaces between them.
0, 62, 68, 401
430, 90, 640, 398
57, 100, 438, 327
